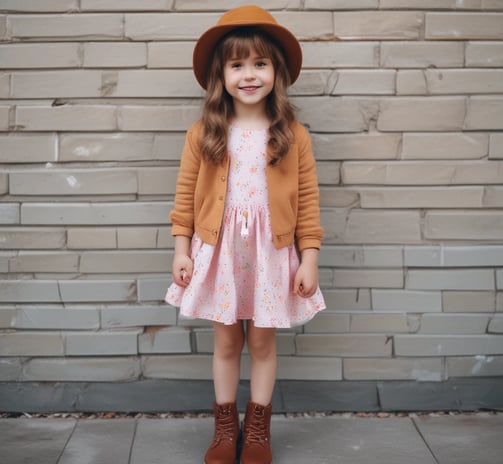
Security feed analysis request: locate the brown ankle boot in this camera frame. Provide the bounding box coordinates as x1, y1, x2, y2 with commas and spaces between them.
204, 402, 241, 464
240, 401, 272, 464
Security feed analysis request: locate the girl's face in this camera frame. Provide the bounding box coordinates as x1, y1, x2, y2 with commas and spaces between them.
223, 47, 275, 114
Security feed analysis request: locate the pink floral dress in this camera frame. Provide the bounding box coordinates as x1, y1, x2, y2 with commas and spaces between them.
165, 126, 325, 328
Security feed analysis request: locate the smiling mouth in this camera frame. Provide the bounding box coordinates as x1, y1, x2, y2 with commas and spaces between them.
239, 86, 261, 91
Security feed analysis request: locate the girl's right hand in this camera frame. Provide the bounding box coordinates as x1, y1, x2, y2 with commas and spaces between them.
172, 254, 194, 287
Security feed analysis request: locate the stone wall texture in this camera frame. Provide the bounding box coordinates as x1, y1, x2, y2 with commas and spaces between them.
0, 0, 502, 387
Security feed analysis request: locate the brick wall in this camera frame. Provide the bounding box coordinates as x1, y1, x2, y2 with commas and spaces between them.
0, 1, 502, 388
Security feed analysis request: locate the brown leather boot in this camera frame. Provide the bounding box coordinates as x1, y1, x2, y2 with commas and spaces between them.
204, 402, 241, 464
240, 401, 273, 464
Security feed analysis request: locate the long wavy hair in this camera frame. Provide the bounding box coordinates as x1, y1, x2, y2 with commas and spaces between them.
200, 27, 297, 166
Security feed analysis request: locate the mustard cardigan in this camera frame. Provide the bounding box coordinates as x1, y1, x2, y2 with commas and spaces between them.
170, 120, 323, 252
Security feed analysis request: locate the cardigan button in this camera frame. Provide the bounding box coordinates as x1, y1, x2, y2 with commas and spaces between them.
212, 229, 218, 235
220, 176, 226, 181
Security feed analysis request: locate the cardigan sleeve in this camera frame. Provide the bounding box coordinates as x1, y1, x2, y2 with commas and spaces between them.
169, 122, 202, 238
294, 123, 324, 251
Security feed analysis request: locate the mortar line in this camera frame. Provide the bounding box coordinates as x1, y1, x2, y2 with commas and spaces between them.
127, 417, 139, 464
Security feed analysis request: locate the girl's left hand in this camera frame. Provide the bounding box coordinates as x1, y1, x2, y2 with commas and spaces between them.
293, 261, 318, 298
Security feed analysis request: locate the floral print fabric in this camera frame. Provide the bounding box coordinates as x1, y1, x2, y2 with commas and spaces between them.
165, 126, 325, 328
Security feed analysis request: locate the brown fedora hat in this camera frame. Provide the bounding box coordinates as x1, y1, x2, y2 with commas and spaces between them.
193, 5, 302, 90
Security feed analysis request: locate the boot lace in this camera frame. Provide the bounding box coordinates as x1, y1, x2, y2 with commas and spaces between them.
214, 407, 237, 442
244, 409, 269, 445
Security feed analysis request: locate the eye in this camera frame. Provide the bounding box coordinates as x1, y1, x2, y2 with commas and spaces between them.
256, 61, 267, 68
230, 62, 242, 69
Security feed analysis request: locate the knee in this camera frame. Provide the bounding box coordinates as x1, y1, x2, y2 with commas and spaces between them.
214, 333, 244, 360
247, 336, 276, 361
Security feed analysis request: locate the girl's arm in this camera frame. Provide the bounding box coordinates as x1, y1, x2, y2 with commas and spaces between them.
293, 247, 319, 298
172, 235, 193, 287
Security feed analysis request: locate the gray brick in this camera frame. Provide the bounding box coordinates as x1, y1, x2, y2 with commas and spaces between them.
406, 269, 494, 291
101, 305, 176, 328
0, 358, 23, 381
0, 74, 7, 99
138, 167, 178, 195
0, 280, 60, 303
426, 69, 503, 95
296, 334, 392, 357
426, 13, 503, 40
0, 0, 79, 12
67, 228, 116, 249
0, 308, 16, 328
381, 42, 464, 68
60, 133, 186, 162
0, 133, 57, 163
277, 356, 342, 381
318, 246, 402, 268
404, 247, 442, 267
11, 71, 104, 98
447, 355, 503, 378
79, 251, 170, 273
303, 312, 351, 333
337, 210, 421, 244
498, 269, 503, 290
333, 11, 424, 40
302, 41, 378, 69
16, 105, 117, 131
10, 168, 138, 195
117, 227, 157, 249
66, 330, 140, 356
9, 251, 79, 273
295, 96, 375, 133
425, 211, 503, 240
322, 289, 372, 311
272, 12, 334, 40
0, 332, 64, 356
498, 292, 503, 312
466, 42, 503, 68
148, 42, 193, 68
21, 357, 141, 381
0, 172, 7, 195
0, 204, 19, 224
312, 132, 401, 161
118, 105, 201, 131
488, 316, 503, 334
0, 252, 11, 272
401, 132, 488, 160
59, 280, 135, 303
442, 291, 496, 313
142, 355, 213, 380
377, 97, 466, 132
138, 327, 191, 354
0, 105, 9, 131
83, 42, 147, 67
0, 43, 80, 68
350, 313, 417, 333
442, 246, 503, 267
395, 335, 503, 356
344, 358, 443, 381
16, 306, 99, 330
419, 314, 490, 334
125, 12, 215, 40
21, 202, 171, 225
81, 0, 174, 10
137, 277, 170, 302
114, 70, 200, 98
334, 269, 403, 289
331, 70, 395, 95
9, 14, 123, 40
465, 96, 503, 130
372, 290, 442, 312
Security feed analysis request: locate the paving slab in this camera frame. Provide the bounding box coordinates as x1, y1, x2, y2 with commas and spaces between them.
272, 416, 437, 464
0, 418, 76, 464
413, 413, 503, 464
58, 419, 136, 464
130, 417, 213, 464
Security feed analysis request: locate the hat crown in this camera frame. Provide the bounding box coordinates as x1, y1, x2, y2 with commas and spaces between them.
217, 5, 278, 27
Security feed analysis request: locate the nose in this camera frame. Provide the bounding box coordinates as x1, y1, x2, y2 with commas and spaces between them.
243, 64, 256, 80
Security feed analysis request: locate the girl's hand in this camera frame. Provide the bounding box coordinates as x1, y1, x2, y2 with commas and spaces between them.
172, 253, 193, 287
293, 260, 319, 298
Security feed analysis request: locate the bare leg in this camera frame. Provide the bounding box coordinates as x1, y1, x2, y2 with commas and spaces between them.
212, 321, 245, 404
246, 321, 277, 406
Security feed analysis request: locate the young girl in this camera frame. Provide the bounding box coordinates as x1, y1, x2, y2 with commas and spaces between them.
165, 5, 326, 464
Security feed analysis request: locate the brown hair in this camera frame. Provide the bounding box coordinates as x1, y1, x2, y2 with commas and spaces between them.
200, 27, 296, 166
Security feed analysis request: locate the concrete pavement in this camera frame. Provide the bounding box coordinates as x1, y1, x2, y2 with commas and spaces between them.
1, 412, 502, 464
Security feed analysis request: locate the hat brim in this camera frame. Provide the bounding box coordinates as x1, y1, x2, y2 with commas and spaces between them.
193, 22, 302, 90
